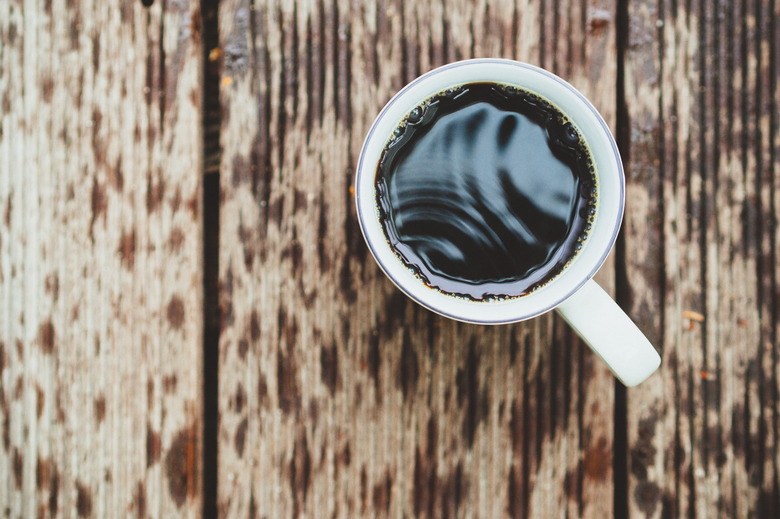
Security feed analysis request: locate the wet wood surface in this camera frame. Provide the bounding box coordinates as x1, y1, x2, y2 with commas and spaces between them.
0, 0, 778, 518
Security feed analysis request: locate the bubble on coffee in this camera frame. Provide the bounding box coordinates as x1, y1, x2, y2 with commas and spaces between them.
376, 82, 597, 301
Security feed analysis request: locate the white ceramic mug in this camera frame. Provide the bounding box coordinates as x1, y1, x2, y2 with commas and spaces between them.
355, 59, 661, 387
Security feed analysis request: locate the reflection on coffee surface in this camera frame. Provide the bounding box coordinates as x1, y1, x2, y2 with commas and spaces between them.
375, 83, 597, 300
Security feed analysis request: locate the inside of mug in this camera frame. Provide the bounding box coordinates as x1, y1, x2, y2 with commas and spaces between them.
355, 59, 624, 324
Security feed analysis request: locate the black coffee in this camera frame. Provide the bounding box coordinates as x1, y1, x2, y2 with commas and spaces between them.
375, 82, 597, 301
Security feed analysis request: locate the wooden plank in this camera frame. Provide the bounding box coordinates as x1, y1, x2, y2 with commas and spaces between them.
622, 0, 780, 516
0, 0, 203, 517
216, 0, 619, 517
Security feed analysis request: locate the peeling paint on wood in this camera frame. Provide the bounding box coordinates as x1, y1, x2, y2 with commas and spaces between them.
0, 0, 203, 516
216, 0, 617, 517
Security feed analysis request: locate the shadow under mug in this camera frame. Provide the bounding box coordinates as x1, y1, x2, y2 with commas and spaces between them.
355, 59, 661, 387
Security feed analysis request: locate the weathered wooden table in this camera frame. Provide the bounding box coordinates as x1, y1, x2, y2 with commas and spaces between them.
1, 0, 778, 517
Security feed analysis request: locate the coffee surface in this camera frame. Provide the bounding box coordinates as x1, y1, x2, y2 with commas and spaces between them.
376, 83, 596, 300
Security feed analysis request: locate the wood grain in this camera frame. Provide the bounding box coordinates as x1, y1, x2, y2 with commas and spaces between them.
622, 0, 780, 516
0, 0, 203, 517
216, 0, 619, 517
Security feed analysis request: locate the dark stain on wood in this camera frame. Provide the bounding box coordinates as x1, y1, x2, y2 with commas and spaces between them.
94, 396, 106, 424
146, 176, 166, 213
221, 265, 235, 328
91, 30, 100, 69
14, 376, 23, 400
165, 423, 198, 508
359, 467, 368, 512
317, 197, 330, 272
294, 188, 308, 212
55, 390, 66, 424
38, 318, 56, 354
583, 436, 611, 480
756, 488, 780, 518
3, 192, 11, 227
36, 384, 45, 419
0, 342, 5, 378
238, 339, 249, 360
290, 427, 312, 516
267, 196, 284, 228
134, 480, 146, 518
413, 417, 441, 517
414, 449, 431, 515
233, 382, 246, 413
633, 480, 662, 517
167, 295, 186, 329
36, 456, 56, 493
92, 108, 105, 167
248, 490, 257, 518
457, 339, 487, 448
146, 424, 161, 467
630, 410, 658, 480
163, 374, 178, 394
731, 403, 746, 457
339, 257, 356, 303
41, 76, 54, 103
257, 372, 268, 408
508, 330, 520, 365
169, 227, 185, 252
49, 459, 60, 515
507, 463, 522, 518
373, 469, 393, 513
277, 346, 300, 415
337, 440, 351, 470
170, 187, 183, 213
396, 330, 419, 401
186, 193, 199, 216
509, 401, 523, 453
441, 461, 465, 515
119, 229, 136, 270
90, 178, 107, 239
234, 417, 248, 457
250, 310, 260, 341
76, 481, 92, 517
237, 221, 256, 271
564, 466, 578, 504
382, 290, 407, 336
281, 240, 303, 273
45, 273, 59, 302
109, 156, 124, 192
6, 19, 17, 45
320, 343, 339, 394
2, 413, 8, 450
1, 95, 9, 125
120, 1, 133, 23
12, 448, 23, 489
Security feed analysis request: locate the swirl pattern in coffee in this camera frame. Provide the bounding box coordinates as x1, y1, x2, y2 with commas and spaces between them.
376, 83, 596, 300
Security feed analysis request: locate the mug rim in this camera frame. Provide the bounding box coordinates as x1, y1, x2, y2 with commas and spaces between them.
355, 58, 625, 324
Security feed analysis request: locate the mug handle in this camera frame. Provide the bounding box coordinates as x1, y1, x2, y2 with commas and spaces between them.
555, 279, 661, 387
